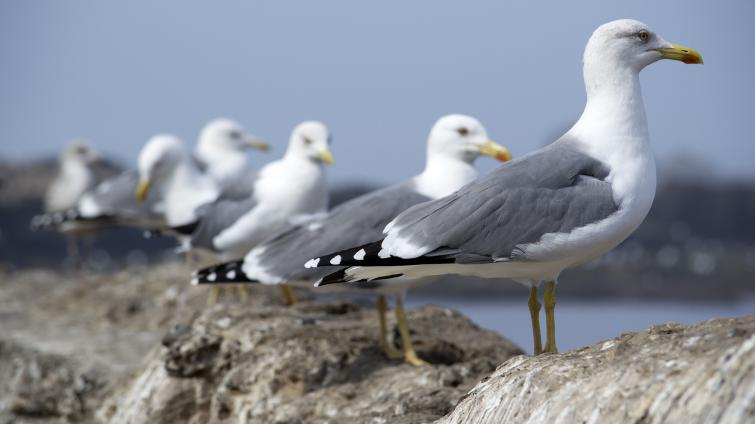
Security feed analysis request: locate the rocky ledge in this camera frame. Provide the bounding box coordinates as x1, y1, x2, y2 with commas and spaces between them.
97, 301, 522, 423
0, 265, 753, 423
440, 315, 755, 424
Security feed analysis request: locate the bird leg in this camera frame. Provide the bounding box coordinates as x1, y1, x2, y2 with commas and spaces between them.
543, 280, 558, 353
236, 285, 249, 302
394, 295, 427, 366
280, 284, 297, 306
528, 285, 543, 355
377, 295, 403, 359
207, 286, 221, 305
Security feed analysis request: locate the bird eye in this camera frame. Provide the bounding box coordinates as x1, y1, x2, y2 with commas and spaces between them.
637, 31, 650, 42
228, 130, 241, 139
457, 128, 469, 136
302, 137, 312, 145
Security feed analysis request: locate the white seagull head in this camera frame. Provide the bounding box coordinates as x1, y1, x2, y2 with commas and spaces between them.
62, 141, 99, 165
427, 114, 511, 164
584, 20, 703, 91
135, 134, 187, 201
285, 121, 334, 166
198, 118, 269, 155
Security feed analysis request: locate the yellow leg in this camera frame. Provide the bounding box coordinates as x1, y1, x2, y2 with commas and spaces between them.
394, 295, 427, 366
377, 295, 403, 359
528, 286, 543, 355
280, 285, 297, 306
236, 284, 249, 302
543, 280, 558, 353
207, 286, 220, 305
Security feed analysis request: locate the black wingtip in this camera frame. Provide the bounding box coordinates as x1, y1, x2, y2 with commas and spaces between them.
314, 268, 406, 287
170, 221, 199, 236
192, 260, 260, 285
315, 268, 351, 287
29, 211, 68, 231
30, 209, 121, 232
307, 240, 385, 269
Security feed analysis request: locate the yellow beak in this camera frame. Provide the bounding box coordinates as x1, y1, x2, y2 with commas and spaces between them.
135, 179, 151, 202
655, 44, 703, 64
479, 140, 512, 162
319, 149, 334, 166
244, 137, 271, 151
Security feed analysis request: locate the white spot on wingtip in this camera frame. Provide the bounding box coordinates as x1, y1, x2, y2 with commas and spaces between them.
190, 277, 199, 286
226, 270, 236, 279
207, 272, 217, 282
305, 258, 321, 269
354, 249, 366, 260
329, 255, 341, 265
314, 279, 323, 287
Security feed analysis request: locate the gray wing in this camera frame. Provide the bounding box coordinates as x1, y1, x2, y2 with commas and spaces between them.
190, 196, 259, 251
82, 170, 164, 224
88, 158, 123, 185
383, 139, 618, 261
192, 152, 257, 200
248, 181, 431, 282
312, 139, 619, 270
216, 169, 258, 200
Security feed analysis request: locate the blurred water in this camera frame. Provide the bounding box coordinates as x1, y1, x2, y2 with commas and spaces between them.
407, 296, 755, 353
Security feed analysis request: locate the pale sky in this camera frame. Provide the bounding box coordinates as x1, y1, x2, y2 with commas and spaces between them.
1, 1, 753, 184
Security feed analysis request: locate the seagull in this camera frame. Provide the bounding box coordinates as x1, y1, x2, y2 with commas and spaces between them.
186, 121, 333, 303
182, 121, 333, 258
38, 141, 118, 262
191, 114, 511, 364
194, 118, 270, 199
308, 19, 703, 355
44, 142, 102, 213
134, 134, 221, 227
32, 118, 268, 232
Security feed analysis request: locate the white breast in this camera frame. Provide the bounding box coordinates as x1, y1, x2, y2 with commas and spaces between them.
212, 158, 327, 256
163, 164, 219, 226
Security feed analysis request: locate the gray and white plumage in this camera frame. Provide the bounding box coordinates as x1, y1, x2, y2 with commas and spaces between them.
381, 139, 617, 263
75, 170, 166, 228
186, 196, 258, 250
185, 121, 334, 262
32, 142, 126, 232
246, 181, 430, 284
43, 142, 102, 213
33, 118, 266, 232
194, 118, 269, 199
135, 134, 221, 227
313, 139, 619, 284
191, 114, 511, 287
313, 19, 703, 288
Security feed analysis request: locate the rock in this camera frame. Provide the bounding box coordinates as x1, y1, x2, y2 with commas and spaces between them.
438, 316, 755, 424
0, 340, 106, 421
3, 264, 753, 423
98, 300, 523, 424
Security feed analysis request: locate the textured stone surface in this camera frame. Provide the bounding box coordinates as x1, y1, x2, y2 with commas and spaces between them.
2, 264, 753, 423
0, 341, 105, 421
98, 301, 522, 424
438, 316, 755, 424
